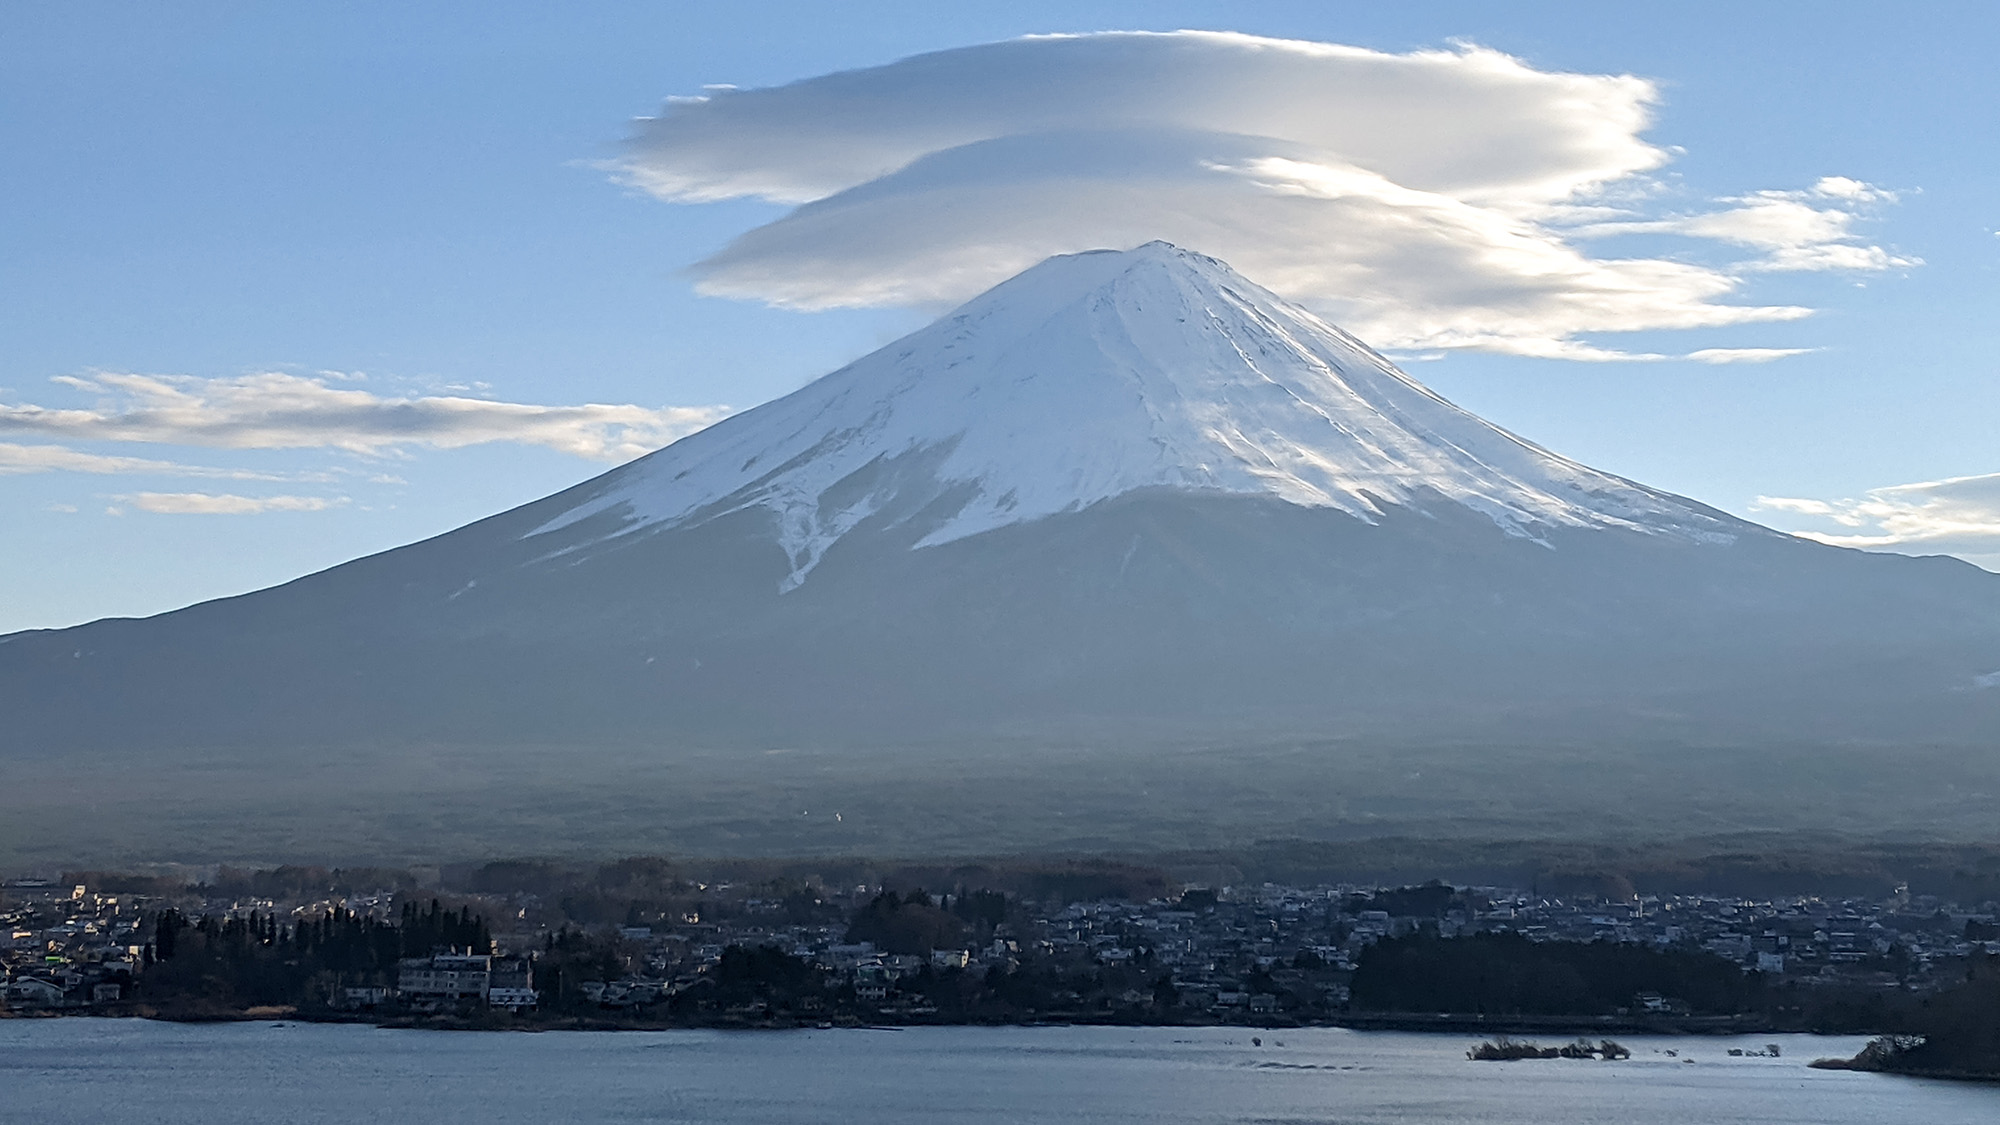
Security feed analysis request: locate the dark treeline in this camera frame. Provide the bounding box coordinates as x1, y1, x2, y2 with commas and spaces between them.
843, 889, 1012, 955
1350, 931, 1761, 1017
65, 865, 421, 901
64, 840, 2000, 922
451, 857, 1162, 929
204, 865, 423, 900
1346, 931, 1933, 1033
1350, 882, 1457, 919
1818, 957, 2000, 1078
138, 900, 490, 1012
1168, 838, 2000, 904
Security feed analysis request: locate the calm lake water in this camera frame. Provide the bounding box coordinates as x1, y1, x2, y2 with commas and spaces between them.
2, 1021, 1995, 1124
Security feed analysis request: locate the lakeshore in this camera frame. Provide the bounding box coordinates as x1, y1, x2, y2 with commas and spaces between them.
0, 999, 1800, 1037
11, 859, 1998, 1074
6, 1020, 1994, 1125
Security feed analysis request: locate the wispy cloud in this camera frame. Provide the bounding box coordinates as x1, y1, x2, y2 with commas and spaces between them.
1573, 177, 1919, 273
615, 31, 1910, 361
1755, 472, 2000, 569
2, 372, 730, 462
1684, 347, 1818, 365
0, 440, 307, 479
110, 492, 351, 515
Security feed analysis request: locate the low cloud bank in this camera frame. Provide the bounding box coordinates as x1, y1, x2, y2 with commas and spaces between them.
1757, 473, 2000, 571
1, 372, 729, 462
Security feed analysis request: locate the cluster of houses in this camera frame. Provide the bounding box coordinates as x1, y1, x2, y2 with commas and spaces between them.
0, 878, 545, 1014
1, 880, 141, 1010
578, 881, 2000, 1017
497, 882, 2000, 1021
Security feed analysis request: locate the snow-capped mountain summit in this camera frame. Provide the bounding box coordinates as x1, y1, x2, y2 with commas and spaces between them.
535, 242, 1737, 587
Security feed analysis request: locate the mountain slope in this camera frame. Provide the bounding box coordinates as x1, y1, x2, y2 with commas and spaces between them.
2, 244, 1998, 861
526, 242, 1744, 589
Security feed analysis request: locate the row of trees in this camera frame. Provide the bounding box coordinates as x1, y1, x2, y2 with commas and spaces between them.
842, 888, 1011, 955
1824, 957, 2000, 1076
1345, 930, 1953, 1033
1349, 931, 1763, 1017
138, 900, 491, 1011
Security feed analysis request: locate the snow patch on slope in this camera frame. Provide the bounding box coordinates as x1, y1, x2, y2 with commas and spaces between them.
531, 242, 1739, 587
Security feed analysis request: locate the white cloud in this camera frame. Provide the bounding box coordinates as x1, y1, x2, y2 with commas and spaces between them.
616, 31, 1908, 360
1753, 495, 1838, 517
1754, 472, 2000, 570
1, 372, 729, 462
0, 440, 304, 479
623, 32, 1665, 207
113, 492, 350, 515
1808, 176, 1893, 203
1684, 347, 1818, 364
1577, 177, 1918, 273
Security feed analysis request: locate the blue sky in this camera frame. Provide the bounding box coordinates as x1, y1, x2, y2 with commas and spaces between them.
4, 1, 1997, 632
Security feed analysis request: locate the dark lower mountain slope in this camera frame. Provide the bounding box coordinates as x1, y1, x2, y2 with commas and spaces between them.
5, 487, 1996, 755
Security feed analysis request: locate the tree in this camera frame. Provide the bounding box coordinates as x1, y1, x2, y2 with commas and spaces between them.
845, 891, 965, 955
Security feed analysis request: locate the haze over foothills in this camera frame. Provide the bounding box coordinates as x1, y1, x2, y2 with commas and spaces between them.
3, 2, 1998, 638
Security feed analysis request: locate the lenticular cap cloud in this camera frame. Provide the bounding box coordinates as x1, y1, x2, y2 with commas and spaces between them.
690, 126, 1800, 359
617, 30, 1906, 360
625, 32, 1664, 206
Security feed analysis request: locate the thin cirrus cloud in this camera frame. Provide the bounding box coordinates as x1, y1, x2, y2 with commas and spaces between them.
110, 492, 351, 516
0, 440, 308, 480
1684, 348, 1818, 365
616, 31, 1913, 361
1, 372, 731, 463
1572, 177, 1918, 273
1755, 473, 2000, 571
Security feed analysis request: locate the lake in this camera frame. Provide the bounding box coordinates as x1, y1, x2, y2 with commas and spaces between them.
1, 1021, 1994, 1124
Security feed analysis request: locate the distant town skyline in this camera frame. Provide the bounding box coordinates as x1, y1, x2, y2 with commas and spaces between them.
5, 1, 1997, 633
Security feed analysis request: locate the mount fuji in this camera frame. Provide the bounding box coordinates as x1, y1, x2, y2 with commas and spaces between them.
5, 243, 1999, 859
531, 242, 1741, 589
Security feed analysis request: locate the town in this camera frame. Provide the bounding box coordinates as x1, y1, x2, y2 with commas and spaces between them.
6, 859, 1998, 1032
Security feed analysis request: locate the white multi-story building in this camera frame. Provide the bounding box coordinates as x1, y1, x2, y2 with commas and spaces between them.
397, 952, 492, 1002
488, 956, 537, 1010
